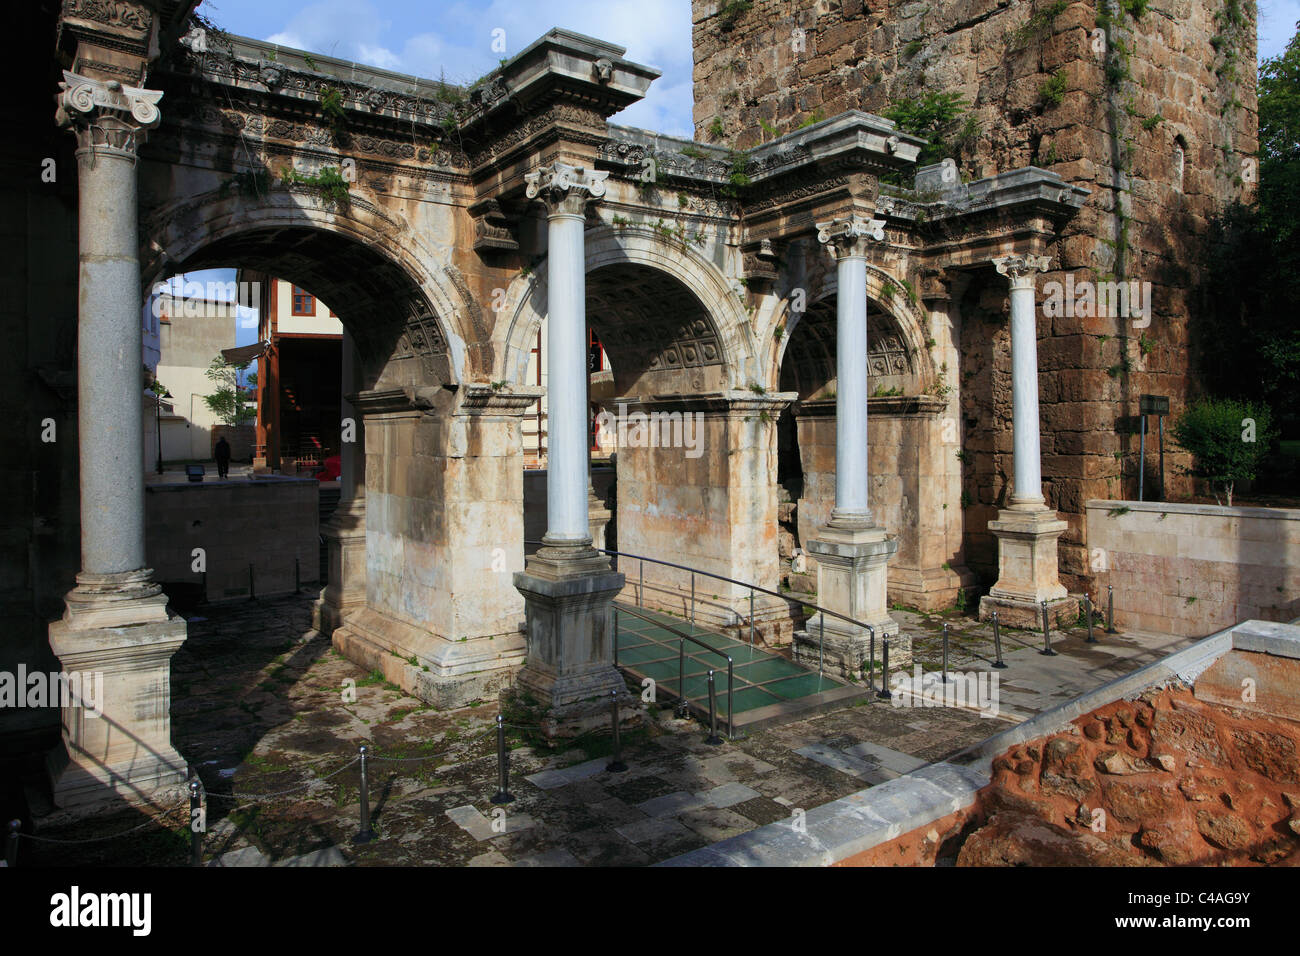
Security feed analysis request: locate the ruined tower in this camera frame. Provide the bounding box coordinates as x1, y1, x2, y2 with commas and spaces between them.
692, 0, 1259, 590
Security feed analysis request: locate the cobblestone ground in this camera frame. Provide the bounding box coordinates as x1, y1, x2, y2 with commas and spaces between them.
23, 594, 1016, 867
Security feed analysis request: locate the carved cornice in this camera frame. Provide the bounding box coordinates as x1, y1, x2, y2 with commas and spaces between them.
994, 253, 1052, 290
56, 70, 163, 156
458, 384, 545, 416
816, 216, 886, 259
525, 162, 608, 217
469, 198, 519, 253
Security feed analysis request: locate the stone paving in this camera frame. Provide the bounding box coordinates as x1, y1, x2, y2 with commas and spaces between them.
22, 592, 1201, 867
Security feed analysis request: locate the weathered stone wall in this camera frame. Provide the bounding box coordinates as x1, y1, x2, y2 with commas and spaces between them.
692, 0, 1259, 591
614, 396, 794, 636
145, 476, 319, 600
795, 396, 974, 609
1087, 499, 1300, 635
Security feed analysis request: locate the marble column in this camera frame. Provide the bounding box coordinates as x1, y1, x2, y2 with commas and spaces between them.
514, 163, 627, 737
979, 254, 1077, 627
799, 217, 903, 676
314, 329, 367, 635
47, 72, 189, 814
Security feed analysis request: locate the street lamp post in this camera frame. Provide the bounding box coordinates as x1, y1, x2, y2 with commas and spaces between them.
155, 387, 171, 475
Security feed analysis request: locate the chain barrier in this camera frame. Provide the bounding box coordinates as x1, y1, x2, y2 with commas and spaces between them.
12, 802, 190, 845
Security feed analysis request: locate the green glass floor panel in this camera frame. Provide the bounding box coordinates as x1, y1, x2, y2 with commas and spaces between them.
758, 673, 840, 699
615, 602, 858, 718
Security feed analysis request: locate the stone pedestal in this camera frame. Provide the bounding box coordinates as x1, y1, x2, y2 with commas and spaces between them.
588, 483, 612, 553
978, 507, 1078, 628
47, 605, 189, 815
514, 544, 626, 737
797, 523, 905, 675
313, 496, 366, 636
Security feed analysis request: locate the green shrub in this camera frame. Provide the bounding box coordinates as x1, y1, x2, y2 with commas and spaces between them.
1171, 397, 1275, 506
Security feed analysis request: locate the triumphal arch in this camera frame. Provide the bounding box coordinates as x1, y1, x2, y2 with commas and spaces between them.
48, 1, 1084, 808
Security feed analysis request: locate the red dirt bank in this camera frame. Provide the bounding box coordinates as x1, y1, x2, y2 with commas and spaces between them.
838, 685, 1300, 866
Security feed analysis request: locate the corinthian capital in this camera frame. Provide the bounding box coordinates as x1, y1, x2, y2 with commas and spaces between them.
56, 70, 163, 156
815, 216, 887, 259
525, 163, 608, 217
993, 253, 1052, 290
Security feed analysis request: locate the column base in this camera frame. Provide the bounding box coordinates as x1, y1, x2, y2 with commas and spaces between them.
46, 610, 189, 817
312, 498, 366, 637
61, 569, 170, 630
796, 522, 902, 674
514, 552, 627, 739
978, 507, 1078, 629
332, 606, 526, 711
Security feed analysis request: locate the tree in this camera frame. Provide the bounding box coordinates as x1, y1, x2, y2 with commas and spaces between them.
1171, 398, 1274, 507
1198, 21, 1300, 434
202, 355, 254, 426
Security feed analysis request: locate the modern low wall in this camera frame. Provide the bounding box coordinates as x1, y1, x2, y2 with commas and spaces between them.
146, 475, 319, 601
1086, 499, 1300, 637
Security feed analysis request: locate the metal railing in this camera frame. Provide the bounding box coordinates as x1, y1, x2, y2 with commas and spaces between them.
615, 603, 734, 739
525, 540, 884, 679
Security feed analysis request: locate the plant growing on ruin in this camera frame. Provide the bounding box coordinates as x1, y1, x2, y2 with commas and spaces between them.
280, 165, 350, 208
1007, 0, 1069, 50
709, 116, 726, 141
717, 0, 753, 32
1039, 70, 1067, 108
1171, 397, 1276, 506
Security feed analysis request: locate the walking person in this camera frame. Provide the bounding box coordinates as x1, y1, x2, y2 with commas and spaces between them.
214, 435, 231, 479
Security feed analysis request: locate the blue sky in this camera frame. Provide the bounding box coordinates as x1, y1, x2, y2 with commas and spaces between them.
198, 0, 697, 136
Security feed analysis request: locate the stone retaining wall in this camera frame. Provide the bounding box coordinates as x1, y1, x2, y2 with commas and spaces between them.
145, 476, 319, 601
1086, 499, 1300, 636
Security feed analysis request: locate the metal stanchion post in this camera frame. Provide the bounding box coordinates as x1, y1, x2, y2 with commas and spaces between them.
1040, 600, 1057, 656
491, 715, 514, 804
1085, 595, 1098, 644
992, 611, 1007, 669
295, 557, 301, 593
6, 819, 20, 868
1106, 584, 1117, 633
248, 563, 256, 601
726, 657, 734, 740
691, 573, 695, 626
189, 778, 203, 866
818, 613, 824, 676
607, 690, 627, 773
639, 560, 644, 608
869, 628, 875, 685
878, 639, 892, 699
355, 744, 375, 842
749, 588, 755, 650
613, 609, 619, 667
705, 670, 723, 745
942, 623, 950, 683
677, 639, 687, 717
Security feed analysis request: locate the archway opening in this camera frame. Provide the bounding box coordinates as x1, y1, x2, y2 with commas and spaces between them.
775, 296, 921, 591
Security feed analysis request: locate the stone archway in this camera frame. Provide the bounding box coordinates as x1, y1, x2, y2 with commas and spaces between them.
144, 194, 535, 708
775, 272, 974, 612
499, 227, 793, 638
